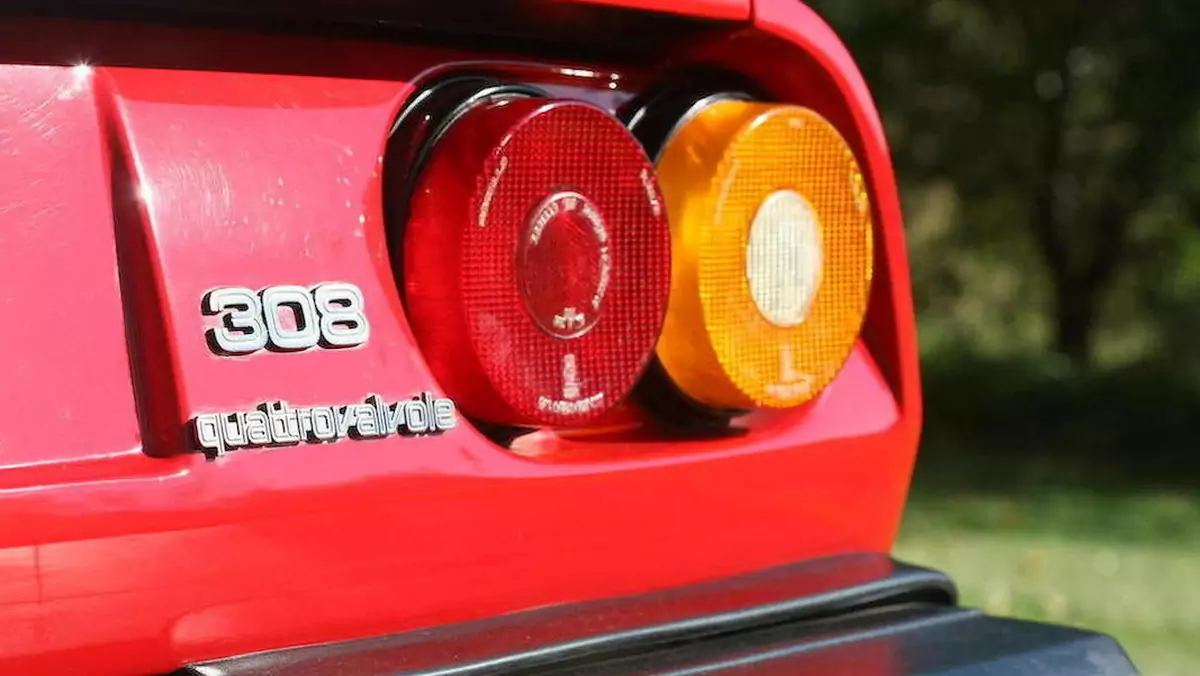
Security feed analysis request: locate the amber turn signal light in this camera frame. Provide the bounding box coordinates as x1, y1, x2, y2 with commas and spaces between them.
652, 100, 874, 410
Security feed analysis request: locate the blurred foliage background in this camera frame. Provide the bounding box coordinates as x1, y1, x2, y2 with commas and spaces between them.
806, 1, 1200, 673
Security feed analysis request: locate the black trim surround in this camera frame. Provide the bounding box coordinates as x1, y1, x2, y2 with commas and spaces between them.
0, 1, 734, 63
171, 554, 1139, 676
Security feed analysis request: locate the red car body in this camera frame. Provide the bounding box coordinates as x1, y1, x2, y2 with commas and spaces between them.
0, 2, 1134, 674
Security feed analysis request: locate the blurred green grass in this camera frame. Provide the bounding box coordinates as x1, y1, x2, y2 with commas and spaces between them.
897, 492, 1200, 676
895, 354, 1200, 676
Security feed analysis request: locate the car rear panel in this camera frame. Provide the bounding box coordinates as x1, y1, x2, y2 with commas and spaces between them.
0, 3, 1128, 675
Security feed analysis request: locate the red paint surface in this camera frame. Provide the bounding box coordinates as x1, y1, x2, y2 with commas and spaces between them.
0, 2, 920, 674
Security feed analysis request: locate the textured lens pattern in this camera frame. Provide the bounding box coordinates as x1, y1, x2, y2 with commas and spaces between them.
404, 98, 670, 427
655, 102, 874, 410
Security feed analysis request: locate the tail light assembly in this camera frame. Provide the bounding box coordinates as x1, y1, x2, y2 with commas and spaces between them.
628, 90, 874, 418
391, 78, 672, 429
388, 73, 878, 444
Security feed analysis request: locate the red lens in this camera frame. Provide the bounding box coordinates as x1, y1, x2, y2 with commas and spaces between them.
403, 97, 671, 427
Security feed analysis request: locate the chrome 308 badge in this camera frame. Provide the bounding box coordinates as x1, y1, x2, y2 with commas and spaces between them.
192, 393, 457, 458
203, 282, 369, 355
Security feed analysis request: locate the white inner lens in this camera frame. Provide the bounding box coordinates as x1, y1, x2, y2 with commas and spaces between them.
745, 190, 823, 328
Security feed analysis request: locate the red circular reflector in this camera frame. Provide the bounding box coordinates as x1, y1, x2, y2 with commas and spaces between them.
403, 98, 671, 427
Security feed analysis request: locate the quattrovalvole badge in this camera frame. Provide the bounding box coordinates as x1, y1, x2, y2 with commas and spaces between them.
191, 393, 457, 458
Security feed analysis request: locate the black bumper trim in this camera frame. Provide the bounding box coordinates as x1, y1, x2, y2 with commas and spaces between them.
570, 606, 1139, 676
174, 554, 1137, 676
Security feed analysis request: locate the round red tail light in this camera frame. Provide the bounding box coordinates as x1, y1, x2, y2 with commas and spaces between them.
401, 95, 670, 428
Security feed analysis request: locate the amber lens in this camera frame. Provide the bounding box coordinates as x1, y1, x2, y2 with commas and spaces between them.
655, 101, 873, 410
